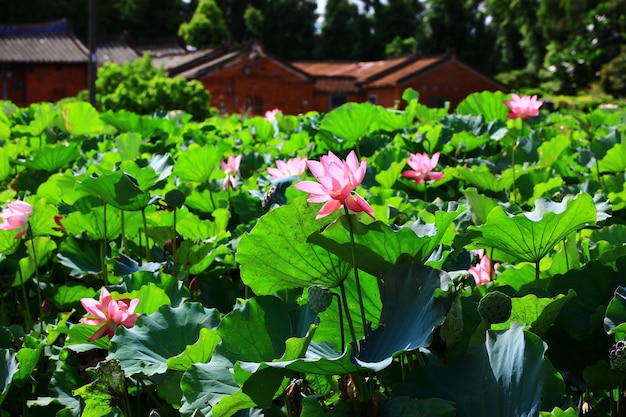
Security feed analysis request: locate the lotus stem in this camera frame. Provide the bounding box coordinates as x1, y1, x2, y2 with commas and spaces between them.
17, 265, 33, 330
120, 209, 127, 250
535, 260, 540, 287
102, 202, 108, 283
339, 283, 359, 356
27, 225, 44, 330
142, 208, 150, 263
333, 292, 345, 352
172, 209, 177, 274
343, 207, 368, 336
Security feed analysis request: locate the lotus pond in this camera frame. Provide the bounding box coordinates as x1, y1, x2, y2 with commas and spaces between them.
0, 90, 626, 417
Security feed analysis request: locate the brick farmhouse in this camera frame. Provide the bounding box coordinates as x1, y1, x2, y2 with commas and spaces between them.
1, 21, 507, 115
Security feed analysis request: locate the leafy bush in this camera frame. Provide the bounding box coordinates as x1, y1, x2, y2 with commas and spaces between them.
601, 45, 626, 97
85, 53, 211, 120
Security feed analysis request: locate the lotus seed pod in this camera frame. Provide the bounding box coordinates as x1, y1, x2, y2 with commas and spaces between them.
610, 339, 626, 372
478, 291, 512, 324
307, 285, 333, 313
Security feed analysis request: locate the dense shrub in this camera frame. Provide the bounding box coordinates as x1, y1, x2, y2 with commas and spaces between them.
600, 45, 626, 97
83, 54, 211, 120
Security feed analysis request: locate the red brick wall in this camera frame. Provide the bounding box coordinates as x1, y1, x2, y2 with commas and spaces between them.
201, 56, 316, 116
3, 64, 88, 107
398, 60, 507, 109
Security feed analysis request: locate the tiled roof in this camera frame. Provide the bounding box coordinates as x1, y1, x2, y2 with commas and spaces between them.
152, 47, 223, 75
364, 55, 448, 88
0, 20, 88, 63
176, 50, 243, 79
293, 56, 408, 82
132, 37, 188, 58
313, 77, 360, 93
97, 38, 141, 66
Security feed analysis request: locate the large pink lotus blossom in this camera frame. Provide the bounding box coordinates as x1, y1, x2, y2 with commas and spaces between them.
402, 152, 444, 184
469, 249, 500, 285
267, 156, 308, 179
221, 155, 242, 191
294, 150, 375, 220
0, 200, 33, 239
264, 108, 281, 122
504, 94, 543, 120
80, 287, 140, 342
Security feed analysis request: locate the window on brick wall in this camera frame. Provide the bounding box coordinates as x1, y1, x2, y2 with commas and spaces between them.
428, 96, 448, 108
329, 94, 347, 110
246, 96, 263, 114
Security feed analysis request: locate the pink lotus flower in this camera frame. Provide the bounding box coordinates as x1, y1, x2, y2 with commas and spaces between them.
504, 94, 543, 120
267, 156, 308, 179
221, 155, 242, 191
264, 108, 281, 122
0, 200, 33, 238
469, 249, 500, 285
80, 287, 140, 342
294, 150, 375, 220
402, 152, 444, 184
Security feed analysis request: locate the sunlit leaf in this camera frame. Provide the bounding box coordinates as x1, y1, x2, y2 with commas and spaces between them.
469, 193, 601, 263
237, 197, 349, 293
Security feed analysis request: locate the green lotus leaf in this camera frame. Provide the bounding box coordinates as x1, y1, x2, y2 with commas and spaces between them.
21, 142, 80, 172
491, 290, 575, 337
115, 132, 142, 161
548, 259, 625, 341
309, 207, 463, 276
452, 165, 513, 192
11, 102, 55, 137
173, 144, 221, 183
59, 101, 104, 137
109, 303, 220, 377
76, 170, 151, 211
167, 327, 221, 372
353, 264, 450, 371
217, 296, 316, 363
237, 197, 349, 293
0, 348, 18, 406
319, 102, 377, 144
397, 323, 565, 417
604, 286, 626, 336
180, 354, 260, 417
598, 142, 626, 173
469, 193, 601, 264
455, 90, 510, 122
539, 407, 583, 417
57, 235, 102, 278
587, 223, 626, 264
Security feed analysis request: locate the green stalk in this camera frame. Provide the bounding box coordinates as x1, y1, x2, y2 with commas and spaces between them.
142, 208, 150, 263
102, 203, 108, 283
333, 292, 345, 352
17, 265, 33, 330
343, 207, 368, 335
27, 225, 44, 330
339, 283, 359, 356
535, 260, 540, 288
172, 209, 178, 274
120, 210, 126, 250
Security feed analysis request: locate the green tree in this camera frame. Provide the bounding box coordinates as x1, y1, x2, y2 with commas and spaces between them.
91, 54, 211, 120
245, 0, 317, 60
314, 0, 373, 59
541, 0, 625, 94
421, 0, 495, 73
374, 0, 425, 58
178, 0, 231, 48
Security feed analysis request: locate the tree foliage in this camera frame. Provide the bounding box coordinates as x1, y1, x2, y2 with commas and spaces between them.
178, 0, 231, 48
92, 54, 211, 120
